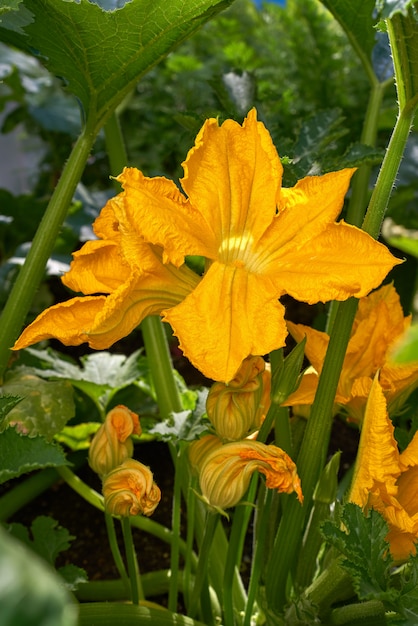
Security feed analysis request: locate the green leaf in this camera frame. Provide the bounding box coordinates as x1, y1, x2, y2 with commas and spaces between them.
0, 524, 77, 626
20, 347, 150, 411
149, 388, 209, 442
321, 503, 398, 603
0, 427, 69, 484
319, 0, 377, 78
1, 371, 75, 440
8, 516, 74, 565
0, 0, 233, 129
0, 394, 23, 419
55, 422, 101, 451
57, 564, 88, 592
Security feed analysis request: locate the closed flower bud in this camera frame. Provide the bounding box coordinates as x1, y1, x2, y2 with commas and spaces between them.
89, 405, 141, 477
199, 440, 303, 511
188, 434, 223, 473
206, 356, 270, 441
103, 458, 161, 517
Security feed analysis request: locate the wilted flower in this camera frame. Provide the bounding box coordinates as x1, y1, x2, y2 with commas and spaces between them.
89, 405, 141, 477
206, 356, 271, 440
285, 283, 418, 423
350, 377, 418, 561
13, 110, 399, 382
103, 458, 161, 517
198, 439, 303, 511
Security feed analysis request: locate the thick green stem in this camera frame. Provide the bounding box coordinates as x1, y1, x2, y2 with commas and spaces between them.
346, 79, 388, 228
362, 106, 415, 238
0, 125, 96, 379
121, 516, 144, 604
105, 513, 130, 594
189, 512, 219, 621
265, 297, 359, 612
168, 446, 184, 612
141, 316, 183, 418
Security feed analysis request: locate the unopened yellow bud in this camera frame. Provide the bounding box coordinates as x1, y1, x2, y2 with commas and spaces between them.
188, 434, 223, 473
199, 440, 303, 510
206, 356, 271, 441
102, 458, 161, 517
89, 405, 141, 477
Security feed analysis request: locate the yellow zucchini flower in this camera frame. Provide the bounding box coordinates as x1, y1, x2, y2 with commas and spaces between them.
102, 458, 161, 517
349, 377, 418, 561
196, 439, 303, 511
14, 110, 399, 382
88, 405, 141, 477
285, 283, 418, 423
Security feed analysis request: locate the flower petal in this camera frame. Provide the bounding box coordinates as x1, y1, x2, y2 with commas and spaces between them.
164, 261, 287, 381
273, 168, 356, 249
268, 221, 401, 304
350, 378, 400, 508
63, 240, 130, 294
13, 296, 107, 349
181, 108, 283, 247
115, 167, 216, 266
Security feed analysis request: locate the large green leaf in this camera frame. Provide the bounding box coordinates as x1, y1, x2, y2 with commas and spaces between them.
379, 0, 417, 19
0, 0, 233, 129
0, 524, 77, 626
0, 427, 69, 484
319, 0, 377, 78
1, 371, 75, 440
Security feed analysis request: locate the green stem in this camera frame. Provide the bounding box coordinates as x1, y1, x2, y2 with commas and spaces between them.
0, 124, 96, 380
141, 316, 183, 419
222, 477, 256, 626
57, 466, 105, 511
56, 465, 196, 563
189, 512, 219, 620
104, 112, 129, 176
168, 446, 184, 612
121, 516, 144, 604
362, 106, 416, 238
105, 512, 130, 594
0, 468, 59, 522
183, 474, 198, 612
78, 602, 209, 626
265, 297, 359, 612
243, 488, 273, 626
346, 79, 389, 228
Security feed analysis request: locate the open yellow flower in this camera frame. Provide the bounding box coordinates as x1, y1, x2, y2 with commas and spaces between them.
349, 377, 418, 561
285, 283, 418, 422
14, 110, 399, 382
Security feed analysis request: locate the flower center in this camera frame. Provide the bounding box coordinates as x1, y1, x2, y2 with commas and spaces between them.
218, 233, 257, 269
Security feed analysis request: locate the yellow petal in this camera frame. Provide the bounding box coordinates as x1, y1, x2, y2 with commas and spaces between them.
63, 240, 130, 294
274, 168, 356, 249
164, 261, 288, 382
283, 370, 319, 407
182, 108, 283, 248
286, 321, 329, 374
349, 378, 400, 507
267, 221, 401, 304
13, 296, 107, 349
116, 167, 216, 267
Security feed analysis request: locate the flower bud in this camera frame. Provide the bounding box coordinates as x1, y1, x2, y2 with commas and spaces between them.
102, 458, 161, 517
206, 356, 271, 441
188, 434, 223, 474
199, 440, 303, 510
89, 405, 141, 477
